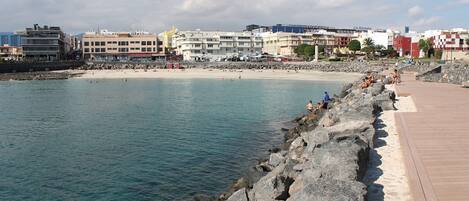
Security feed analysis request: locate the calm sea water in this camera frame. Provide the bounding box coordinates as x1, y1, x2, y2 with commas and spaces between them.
0, 78, 343, 201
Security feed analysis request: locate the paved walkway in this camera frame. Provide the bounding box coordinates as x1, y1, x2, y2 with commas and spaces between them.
395, 73, 469, 201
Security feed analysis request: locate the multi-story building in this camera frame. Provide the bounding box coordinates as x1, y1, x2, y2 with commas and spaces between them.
21, 24, 67, 61
393, 36, 412, 57
356, 29, 396, 49
171, 30, 262, 61
0, 32, 22, 47
431, 31, 469, 51
261, 32, 336, 56
82, 30, 164, 61
334, 33, 356, 48
0, 45, 22, 61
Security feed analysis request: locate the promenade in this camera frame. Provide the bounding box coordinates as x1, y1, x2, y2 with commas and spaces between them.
395, 72, 469, 201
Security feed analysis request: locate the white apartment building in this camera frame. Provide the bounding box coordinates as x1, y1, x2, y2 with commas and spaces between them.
171, 31, 262, 61
82, 30, 163, 61
261, 31, 336, 56
356, 29, 396, 49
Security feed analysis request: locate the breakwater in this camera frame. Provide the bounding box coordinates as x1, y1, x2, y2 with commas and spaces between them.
222, 75, 396, 201
81, 61, 387, 74
401, 63, 469, 85
0, 61, 84, 73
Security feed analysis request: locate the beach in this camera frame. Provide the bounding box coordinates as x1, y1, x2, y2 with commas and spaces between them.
66, 69, 363, 82
365, 85, 415, 201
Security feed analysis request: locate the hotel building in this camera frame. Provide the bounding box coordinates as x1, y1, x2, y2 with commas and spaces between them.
21, 24, 67, 61
261, 32, 336, 56
171, 30, 262, 61
82, 30, 163, 61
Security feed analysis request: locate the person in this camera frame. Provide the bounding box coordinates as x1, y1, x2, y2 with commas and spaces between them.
391, 69, 400, 85
323, 92, 331, 109
306, 100, 314, 112
360, 78, 369, 89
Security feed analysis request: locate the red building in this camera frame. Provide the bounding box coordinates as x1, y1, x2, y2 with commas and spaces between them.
393, 36, 411, 57
411, 43, 420, 58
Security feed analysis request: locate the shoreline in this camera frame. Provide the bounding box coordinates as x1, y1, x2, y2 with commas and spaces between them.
222, 70, 401, 201
65, 69, 363, 83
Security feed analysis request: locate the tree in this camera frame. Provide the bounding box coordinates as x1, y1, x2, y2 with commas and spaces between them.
466, 39, 469, 46
294, 44, 324, 60
418, 39, 429, 56
347, 40, 361, 54
303, 45, 314, 59
363, 38, 375, 47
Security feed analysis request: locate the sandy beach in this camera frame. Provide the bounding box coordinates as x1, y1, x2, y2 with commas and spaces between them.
365, 85, 415, 201
66, 69, 363, 82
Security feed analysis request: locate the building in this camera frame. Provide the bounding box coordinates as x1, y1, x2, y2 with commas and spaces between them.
431, 30, 469, 61
248, 24, 367, 35
21, 24, 67, 61
334, 33, 356, 48
171, 30, 262, 61
393, 36, 412, 57
159, 27, 178, 54
0, 45, 22, 61
82, 30, 164, 61
261, 31, 336, 56
356, 29, 396, 49
0, 32, 21, 47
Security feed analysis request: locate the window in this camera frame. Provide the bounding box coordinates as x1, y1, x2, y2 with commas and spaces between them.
118, 41, 129, 46
95, 48, 100, 53
142, 41, 146, 45
101, 42, 105, 46
118, 48, 129, 52
84, 48, 89, 53
147, 41, 151, 45
153, 48, 156, 52
195, 44, 201, 48
84, 42, 89, 46
207, 50, 213, 54
91, 48, 94, 52
142, 48, 146, 52
208, 44, 213, 48
153, 41, 156, 45
107, 41, 113, 44
91, 42, 94, 46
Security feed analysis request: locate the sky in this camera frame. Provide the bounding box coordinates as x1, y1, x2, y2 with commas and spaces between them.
1, 0, 469, 34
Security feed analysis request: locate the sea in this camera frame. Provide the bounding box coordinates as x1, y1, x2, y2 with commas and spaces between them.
0, 78, 343, 200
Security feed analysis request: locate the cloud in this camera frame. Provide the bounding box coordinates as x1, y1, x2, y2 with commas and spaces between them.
413, 16, 441, 27
457, 0, 469, 4
408, 5, 424, 17
0, 0, 456, 34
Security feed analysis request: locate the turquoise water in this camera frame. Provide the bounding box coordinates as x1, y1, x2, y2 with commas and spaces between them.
0, 79, 343, 201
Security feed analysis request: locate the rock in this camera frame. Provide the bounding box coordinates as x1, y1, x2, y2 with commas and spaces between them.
269, 153, 284, 167
226, 188, 248, 201
288, 179, 367, 201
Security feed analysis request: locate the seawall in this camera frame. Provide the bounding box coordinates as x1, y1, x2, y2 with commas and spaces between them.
222, 72, 396, 201
80, 61, 387, 74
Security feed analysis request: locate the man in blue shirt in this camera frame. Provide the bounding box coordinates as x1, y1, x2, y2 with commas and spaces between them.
323, 92, 331, 109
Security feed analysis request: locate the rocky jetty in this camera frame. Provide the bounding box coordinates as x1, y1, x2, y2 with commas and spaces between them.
223, 77, 396, 201
81, 61, 386, 74
0, 71, 83, 81
401, 63, 469, 85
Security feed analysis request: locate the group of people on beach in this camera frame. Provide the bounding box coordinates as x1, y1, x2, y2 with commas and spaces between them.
306, 92, 331, 113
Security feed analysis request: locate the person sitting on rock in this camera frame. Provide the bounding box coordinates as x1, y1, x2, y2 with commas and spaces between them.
360, 78, 369, 89
316, 102, 323, 113
306, 100, 314, 112
391, 69, 400, 85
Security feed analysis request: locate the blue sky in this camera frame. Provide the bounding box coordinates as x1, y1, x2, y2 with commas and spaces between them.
1, 0, 468, 34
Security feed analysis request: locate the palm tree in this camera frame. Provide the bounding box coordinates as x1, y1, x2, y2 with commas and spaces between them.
363, 38, 375, 47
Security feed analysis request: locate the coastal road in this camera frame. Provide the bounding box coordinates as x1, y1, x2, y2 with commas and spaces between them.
395, 72, 469, 201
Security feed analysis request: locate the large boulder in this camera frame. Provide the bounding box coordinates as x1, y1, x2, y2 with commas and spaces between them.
287, 179, 367, 201
226, 188, 249, 201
